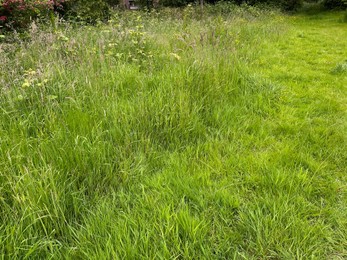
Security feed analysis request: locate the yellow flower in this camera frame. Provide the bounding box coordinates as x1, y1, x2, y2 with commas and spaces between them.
22, 81, 30, 88
170, 53, 181, 61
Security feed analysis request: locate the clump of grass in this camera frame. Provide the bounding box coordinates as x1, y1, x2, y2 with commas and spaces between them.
331, 60, 347, 74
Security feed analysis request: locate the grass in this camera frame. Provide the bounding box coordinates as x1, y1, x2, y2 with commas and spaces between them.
0, 5, 346, 258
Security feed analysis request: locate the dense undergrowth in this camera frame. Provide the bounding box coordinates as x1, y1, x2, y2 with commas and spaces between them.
0, 6, 346, 258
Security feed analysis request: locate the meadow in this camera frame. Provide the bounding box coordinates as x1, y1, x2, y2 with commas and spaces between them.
0, 5, 347, 258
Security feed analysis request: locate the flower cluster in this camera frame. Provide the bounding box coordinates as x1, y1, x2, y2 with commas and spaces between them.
16, 68, 51, 102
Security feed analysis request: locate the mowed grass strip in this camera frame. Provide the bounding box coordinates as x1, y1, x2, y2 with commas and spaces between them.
0, 6, 346, 258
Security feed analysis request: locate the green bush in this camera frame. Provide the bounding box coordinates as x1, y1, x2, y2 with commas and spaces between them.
0, 0, 64, 29
57, 0, 124, 23
63, 0, 112, 23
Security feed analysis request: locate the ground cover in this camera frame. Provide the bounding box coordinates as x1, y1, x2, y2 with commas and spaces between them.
0, 6, 346, 258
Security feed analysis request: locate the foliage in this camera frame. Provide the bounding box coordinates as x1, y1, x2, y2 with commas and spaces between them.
0, 0, 121, 29
0, 0, 65, 29
62, 0, 114, 23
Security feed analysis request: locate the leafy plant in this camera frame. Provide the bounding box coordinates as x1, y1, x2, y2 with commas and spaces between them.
65, 0, 109, 23
62, 0, 118, 23
0, 0, 65, 29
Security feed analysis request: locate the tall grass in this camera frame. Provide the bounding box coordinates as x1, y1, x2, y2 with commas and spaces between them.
1, 5, 346, 258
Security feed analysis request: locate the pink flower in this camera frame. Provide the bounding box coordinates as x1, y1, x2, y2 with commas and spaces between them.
0, 16, 7, 22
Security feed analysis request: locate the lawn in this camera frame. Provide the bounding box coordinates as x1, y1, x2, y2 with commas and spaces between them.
0, 6, 346, 258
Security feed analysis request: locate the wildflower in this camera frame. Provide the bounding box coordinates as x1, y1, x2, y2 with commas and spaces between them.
170, 53, 181, 61
28, 70, 36, 75
115, 53, 122, 58
0, 16, 7, 22
22, 81, 30, 88
61, 36, 69, 42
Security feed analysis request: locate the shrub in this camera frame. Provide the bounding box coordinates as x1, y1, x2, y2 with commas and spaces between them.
59, 0, 120, 23
0, 0, 118, 28
0, 0, 65, 29
62, 0, 111, 23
